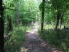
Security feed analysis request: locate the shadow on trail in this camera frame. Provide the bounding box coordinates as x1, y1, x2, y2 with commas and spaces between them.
22, 22, 53, 52
24, 32, 52, 52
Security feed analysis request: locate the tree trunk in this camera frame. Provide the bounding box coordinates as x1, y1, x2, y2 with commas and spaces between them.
55, 11, 61, 30
16, 1, 19, 25
0, 2, 4, 52
7, 15, 12, 33
41, 0, 45, 31
55, 11, 62, 39
60, 14, 64, 28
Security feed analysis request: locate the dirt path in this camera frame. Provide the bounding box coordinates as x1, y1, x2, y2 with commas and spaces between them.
24, 32, 53, 52
21, 22, 62, 52
22, 22, 52, 52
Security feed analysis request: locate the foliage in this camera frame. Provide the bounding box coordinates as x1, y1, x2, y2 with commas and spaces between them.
3, 0, 69, 52
3, 0, 41, 25
38, 28, 69, 52
39, 0, 69, 26
4, 26, 26, 52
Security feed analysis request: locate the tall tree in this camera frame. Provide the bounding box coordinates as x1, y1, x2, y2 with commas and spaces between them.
55, 10, 61, 30
0, 0, 4, 52
51, 0, 69, 30
41, 0, 45, 31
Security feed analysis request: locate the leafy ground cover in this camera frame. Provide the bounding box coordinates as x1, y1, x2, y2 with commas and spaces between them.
4, 26, 26, 52
38, 28, 69, 52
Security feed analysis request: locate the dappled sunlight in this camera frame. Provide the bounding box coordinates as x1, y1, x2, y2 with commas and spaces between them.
23, 22, 53, 52
27, 22, 39, 34
3, 0, 69, 52
39, 29, 69, 52
32, 21, 39, 31
24, 37, 52, 52
40, 42, 47, 47
20, 47, 28, 52
53, 51, 63, 52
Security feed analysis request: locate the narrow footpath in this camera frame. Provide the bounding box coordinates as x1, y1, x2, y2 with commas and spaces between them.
22, 22, 53, 52
21, 22, 63, 52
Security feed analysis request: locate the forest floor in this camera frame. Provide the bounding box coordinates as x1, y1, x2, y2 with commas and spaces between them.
21, 22, 63, 52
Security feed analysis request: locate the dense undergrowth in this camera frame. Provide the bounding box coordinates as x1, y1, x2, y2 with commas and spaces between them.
4, 26, 26, 52
38, 29, 69, 52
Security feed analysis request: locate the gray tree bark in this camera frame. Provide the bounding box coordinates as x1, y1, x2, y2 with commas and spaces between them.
15, 1, 20, 25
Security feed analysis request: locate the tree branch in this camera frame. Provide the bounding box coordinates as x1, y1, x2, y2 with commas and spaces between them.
4, 7, 16, 11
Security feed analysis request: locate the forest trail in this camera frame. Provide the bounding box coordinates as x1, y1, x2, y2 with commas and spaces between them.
22, 22, 62, 52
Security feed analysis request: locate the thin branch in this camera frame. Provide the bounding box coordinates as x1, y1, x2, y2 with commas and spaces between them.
4, 7, 16, 11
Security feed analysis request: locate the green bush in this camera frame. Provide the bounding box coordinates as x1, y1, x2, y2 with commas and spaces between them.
4, 26, 26, 52
38, 29, 69, 52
